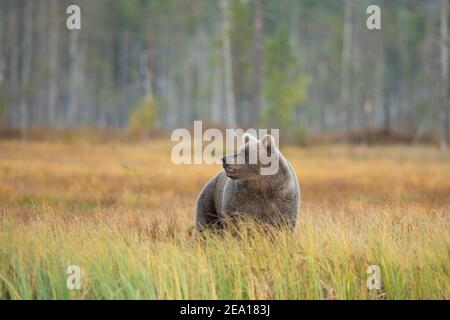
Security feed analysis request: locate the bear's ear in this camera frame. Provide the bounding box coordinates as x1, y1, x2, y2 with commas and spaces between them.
242, 133, 257, 144
261, 134, 276, 148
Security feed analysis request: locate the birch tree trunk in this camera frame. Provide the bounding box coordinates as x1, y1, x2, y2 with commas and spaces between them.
340, 0, 353, 133
19, 1, 33, 140
250, 0, 263, 128
67, 28, 81, 127
211, 65, 223, 124
48, 0, 59, 126
399, 8, 410, 131
440, 0, 448, 149
0, 0, 6, 124
5, 1, 18, 125
220, 0, 236, 128
0, 1, 5, 94
139, 49, 153, 101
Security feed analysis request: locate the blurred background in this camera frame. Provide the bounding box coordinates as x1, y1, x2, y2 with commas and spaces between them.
0, 0, 449, 146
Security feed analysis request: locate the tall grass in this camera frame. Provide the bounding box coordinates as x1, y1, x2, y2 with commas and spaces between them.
0, 141, 448, 299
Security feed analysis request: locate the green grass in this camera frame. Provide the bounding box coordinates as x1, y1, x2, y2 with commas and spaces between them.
0, 206, 447, 299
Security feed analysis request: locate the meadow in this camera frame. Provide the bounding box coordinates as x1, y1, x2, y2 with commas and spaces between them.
0, 139, 448, 299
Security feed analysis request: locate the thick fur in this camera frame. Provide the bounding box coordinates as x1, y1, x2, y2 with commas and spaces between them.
195, 134, 300, 229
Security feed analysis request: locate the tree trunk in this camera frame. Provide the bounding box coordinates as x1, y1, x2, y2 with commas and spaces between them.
415, 1, 435, 143
67, 29, 81, 126
0, 1, 5, 94
250, 0, 263, 128
440, 0, 448, 150
139, 49, 153, 101
220, 0, 236, 128
340, 0, 353, 134
211, 64, 223, 124
0, 0, 6, 125
5, 1, 19, 125
19, 1, 33, 140
398, 7, 410, 131
48, 0, 59, 126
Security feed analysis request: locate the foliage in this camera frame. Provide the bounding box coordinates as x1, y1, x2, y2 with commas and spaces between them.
263, 27, 309, 132
128, 97, 158, 133
0, 0, 449, 142
230, 0, 253, 119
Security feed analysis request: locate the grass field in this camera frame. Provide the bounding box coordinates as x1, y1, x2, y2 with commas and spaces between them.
0, 140, 449, 299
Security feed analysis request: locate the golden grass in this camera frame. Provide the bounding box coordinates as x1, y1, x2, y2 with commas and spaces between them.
0, 140, 449, 299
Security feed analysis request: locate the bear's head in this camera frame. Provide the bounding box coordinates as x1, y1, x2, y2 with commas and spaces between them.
221, 133, 279, 180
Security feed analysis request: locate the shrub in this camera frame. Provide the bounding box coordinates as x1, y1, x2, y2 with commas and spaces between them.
128, 96, 158, 134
